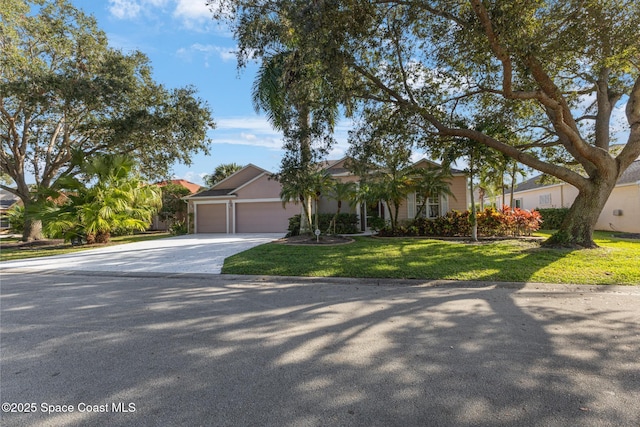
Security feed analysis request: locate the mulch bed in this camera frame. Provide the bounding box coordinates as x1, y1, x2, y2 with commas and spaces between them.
276, 235, 355, 246
0, 239, 67, 250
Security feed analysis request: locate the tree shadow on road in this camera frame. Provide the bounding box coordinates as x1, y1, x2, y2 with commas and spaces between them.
1, 272, 639, 426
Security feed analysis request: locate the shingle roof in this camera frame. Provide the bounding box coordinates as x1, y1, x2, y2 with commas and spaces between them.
515, 160, 640, 192
618, 160, 640, 184
190, 188, 235, 198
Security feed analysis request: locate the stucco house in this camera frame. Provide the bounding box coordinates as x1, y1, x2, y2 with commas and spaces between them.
186, 158, 468, 234
511, 159, 640, 233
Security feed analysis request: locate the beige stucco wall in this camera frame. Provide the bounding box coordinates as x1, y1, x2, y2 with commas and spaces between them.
215, 166, 263, 190
234, 174, 282, 199
595, 184, 640, 233
448, 175, 469, 211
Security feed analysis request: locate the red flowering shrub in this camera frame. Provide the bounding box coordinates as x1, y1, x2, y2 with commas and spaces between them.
407, 206, 542, 237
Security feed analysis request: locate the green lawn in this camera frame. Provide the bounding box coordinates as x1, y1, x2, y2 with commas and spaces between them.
0, 232, 172, 262
222, 231, 640, 285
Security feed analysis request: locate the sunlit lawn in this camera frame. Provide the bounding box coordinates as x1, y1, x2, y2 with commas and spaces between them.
0, 233, 172, 262
222, 231, 640, 285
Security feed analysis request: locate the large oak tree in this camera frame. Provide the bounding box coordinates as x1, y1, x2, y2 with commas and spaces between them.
1, 0, 214, 240
214, 0, 640, 247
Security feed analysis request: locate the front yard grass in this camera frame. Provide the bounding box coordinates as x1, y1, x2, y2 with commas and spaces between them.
0, 232, 172, 262
222, 231, 640, 285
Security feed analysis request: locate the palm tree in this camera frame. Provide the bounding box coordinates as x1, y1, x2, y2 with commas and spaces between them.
366, 165, 416, 233
413, 167, 456, 218
279, 168, 315, 234
327, 180, 357, 234
308, 170, 335, 233
42, 155, 161, 244
253, 49, 340, 235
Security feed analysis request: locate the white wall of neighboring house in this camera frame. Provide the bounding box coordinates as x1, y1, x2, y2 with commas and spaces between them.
514, 182, 640, 233
597, 184, 640, 233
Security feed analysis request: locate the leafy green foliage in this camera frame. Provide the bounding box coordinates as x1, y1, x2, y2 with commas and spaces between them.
214, 0, 640, 247
379, 207, 542, 237
287, 213, 359, 237
158, 184, 191, 226
1, 0, 213, 240
537, 208, 571, 230
41, 155, 161, 244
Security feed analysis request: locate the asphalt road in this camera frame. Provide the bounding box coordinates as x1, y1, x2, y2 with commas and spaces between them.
1, 272, 639, 427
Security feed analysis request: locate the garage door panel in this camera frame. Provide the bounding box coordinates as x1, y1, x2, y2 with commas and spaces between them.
236, 202, 299, 233
197, 204, 227, 233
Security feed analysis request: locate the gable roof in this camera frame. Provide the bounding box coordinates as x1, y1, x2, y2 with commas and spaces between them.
187, 164, 270, 199
515, 160, 640, 192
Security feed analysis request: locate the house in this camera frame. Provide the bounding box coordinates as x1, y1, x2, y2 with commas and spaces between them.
511, 159, 640, 233
186, 158, 468, 234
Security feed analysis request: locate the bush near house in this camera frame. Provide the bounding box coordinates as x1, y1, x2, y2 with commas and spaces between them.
378, 207, 542, 237
537, 208, 570, 230
287, 213, 359, 237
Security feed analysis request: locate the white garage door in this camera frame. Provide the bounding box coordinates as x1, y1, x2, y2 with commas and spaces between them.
236, 202, 299, 233
197, 204, 227, 233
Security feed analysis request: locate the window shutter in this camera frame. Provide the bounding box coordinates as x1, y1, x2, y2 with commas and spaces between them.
407, 192, 416, 218
441, 194, 449, 216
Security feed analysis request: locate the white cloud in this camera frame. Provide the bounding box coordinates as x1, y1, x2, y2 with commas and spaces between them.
176, 44, 236, 66
173, 0, 211, 21
108, 0, 142, 19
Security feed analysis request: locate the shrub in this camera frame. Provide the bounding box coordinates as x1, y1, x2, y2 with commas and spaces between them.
405, 207, 541, 237
287, 213, 360, 237
537, 208, 569, 229
170, 220, 188, 235
286, 214, 302, 237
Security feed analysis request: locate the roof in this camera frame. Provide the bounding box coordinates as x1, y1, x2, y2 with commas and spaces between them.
515, 160, 640, 192
187, 164, 269, 199
156, 179, 203, 194
190, 188, 235, 198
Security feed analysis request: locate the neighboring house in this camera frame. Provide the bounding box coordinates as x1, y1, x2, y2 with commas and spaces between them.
511, 159, 640, 233
186, 158, 468, 234
151, 179, 203, 231
0, 188, 20, 231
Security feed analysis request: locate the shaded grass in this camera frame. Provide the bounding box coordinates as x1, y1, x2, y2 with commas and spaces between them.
0, 232, 172, 262
222, 231, 640, 285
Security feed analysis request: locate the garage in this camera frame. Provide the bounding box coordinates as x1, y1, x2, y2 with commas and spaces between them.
196, 203, 228, 233
235, 202, 299, 233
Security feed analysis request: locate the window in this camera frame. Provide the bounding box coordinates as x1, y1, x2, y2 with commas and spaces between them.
539, 193, 551, 206
416, 193, 440, 219
514, 198, 523, 209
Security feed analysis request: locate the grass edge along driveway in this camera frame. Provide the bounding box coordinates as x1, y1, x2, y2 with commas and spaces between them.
222, 231, 640, 285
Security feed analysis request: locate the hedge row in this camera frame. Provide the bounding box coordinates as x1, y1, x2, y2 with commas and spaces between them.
377, 207, 542, 237
287, 213, 360, 237
537, 208, 570, 229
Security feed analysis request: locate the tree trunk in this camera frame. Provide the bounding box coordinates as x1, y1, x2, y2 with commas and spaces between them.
469, 183, 478, 241
299, 195, 312, 234
22, 218, 44, 242
544, 178, 616, 248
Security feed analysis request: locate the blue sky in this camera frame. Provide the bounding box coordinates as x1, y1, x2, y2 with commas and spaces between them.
75, 0, 351, 186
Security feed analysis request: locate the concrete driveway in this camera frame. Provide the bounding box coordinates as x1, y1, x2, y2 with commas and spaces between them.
0, 233, 283, 275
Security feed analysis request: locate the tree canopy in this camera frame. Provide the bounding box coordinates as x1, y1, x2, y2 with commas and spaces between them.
213, 0, 640, 247
1, 0, 214, 240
